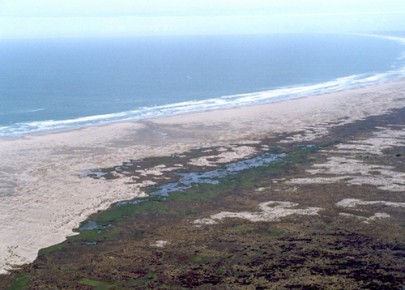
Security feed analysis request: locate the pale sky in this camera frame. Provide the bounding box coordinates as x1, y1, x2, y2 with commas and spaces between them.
0, 0, 405, 38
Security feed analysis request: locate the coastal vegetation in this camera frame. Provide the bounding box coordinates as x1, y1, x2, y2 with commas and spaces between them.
2, 108, 405, 289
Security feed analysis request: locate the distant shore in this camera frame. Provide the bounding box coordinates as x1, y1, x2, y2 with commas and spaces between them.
1, 79, 405, 274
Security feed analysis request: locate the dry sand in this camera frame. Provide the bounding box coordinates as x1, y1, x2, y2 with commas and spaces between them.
193, 201, 323, 225
289, 125, 405, 192
1, 80, 405, 273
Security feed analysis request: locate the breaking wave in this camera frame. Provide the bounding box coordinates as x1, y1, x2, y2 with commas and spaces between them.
1, 34, 404, 138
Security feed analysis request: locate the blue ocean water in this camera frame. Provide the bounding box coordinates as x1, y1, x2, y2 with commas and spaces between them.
0, 33, 404, 137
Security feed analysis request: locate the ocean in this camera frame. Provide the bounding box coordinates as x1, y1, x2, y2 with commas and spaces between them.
0, 33, 404, 138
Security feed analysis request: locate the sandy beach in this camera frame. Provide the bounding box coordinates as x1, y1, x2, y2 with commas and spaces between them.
1, 80, 405, 274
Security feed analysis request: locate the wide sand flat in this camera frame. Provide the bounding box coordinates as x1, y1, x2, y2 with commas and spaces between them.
1, 80, 405, 273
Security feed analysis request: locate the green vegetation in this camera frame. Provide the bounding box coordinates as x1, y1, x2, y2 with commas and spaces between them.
79, 274, 165, 289
63, 144, 319, 246
38, 242, 64, 256
71, 226, 123, 243
67, 200, 176, 243
168, 183, 222, 202
9, 274, 29, 290
10, 143, 321, 289
232, 224, 255, 234
168, 154, 300, 204
285, 145, 318, 164
216, 267, 226, 275
4, 109, 405, 289
125, 272, 160, 288
258, 228, 285, 238
32, 144, 319, 255
95, 200, 176, 226
79, 278, 114, 289
190, 255, 215, 264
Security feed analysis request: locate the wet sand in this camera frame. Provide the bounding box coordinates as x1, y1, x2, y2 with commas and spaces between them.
1, 80, 405, 274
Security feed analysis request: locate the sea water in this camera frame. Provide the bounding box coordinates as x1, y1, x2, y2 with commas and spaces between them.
0, 33, 404, 137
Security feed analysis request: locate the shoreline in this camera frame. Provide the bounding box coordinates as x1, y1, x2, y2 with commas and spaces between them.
2, 71, 405, 139
1, 78, 403, 142
1, 79, 405, 274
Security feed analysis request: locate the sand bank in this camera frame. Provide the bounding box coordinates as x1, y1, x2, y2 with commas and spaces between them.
1, 80, 405, 273
193, 201, 323, 225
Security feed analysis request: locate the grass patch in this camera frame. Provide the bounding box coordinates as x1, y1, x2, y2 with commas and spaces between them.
9, 274, 30, 290
190, 255, 214, 264
286, 146, 318, 164
79, 278, 114, 289
130, 229, 146, 239
264, 161, 285, 174
70, 226, 122, 243
95, 200, 175, 226
168, 183, 221, 202
232, 224, 255, 234
258, 228, 285, 238
80, 275, 164, 289
216, 267, 226, 275
38, 242, 64, 256
183, 208, 200, 216
68, 200, 176, 243
126, 272, 159, 287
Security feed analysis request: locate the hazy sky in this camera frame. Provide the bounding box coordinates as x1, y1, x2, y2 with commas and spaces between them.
1, 0, 405, 38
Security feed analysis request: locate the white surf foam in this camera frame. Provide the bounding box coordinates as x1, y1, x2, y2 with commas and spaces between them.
1, 34, 405, 138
